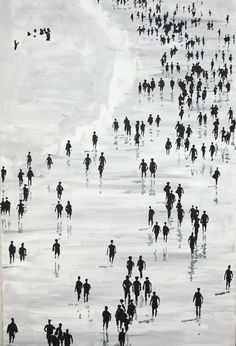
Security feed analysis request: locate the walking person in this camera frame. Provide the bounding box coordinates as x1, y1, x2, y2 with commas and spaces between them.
150, 292, 160, 317
9, 241, 16, 264
19, 243, 27, 261
212, 167, 221, 185
148, 206, 155, 227
44, 319, 55, 346
224, 265, 233, 291
102, 306, 111, 331
193, 288, 203, 317
74, 276, 83, 301
107, 240, 116, 264
83, 279, 91, 302
52, 239, 60, 259
7, 318, 18, 344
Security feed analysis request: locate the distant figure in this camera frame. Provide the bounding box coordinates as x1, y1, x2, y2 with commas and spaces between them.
122, 275, 132, 303
63, 329, 73, 346
118, 328, 126, 346
152, 222, 160, 242
7, 318, 18, 344
1, 166, 7, 183
52, 239, 60, 259
92, 131, 98, 149
55, 323, 63, 346
74, 276, 83, 301
188, 232, 195, 254
55, 201, 63, 218
126, 256, 134, 276
19, 243, 27, 261
27, 167, 34, 186
148, 206, 155, 226
44, 319, 55, 346
18, 169, 24, 186
9, 241, 16, 264
83, 279, 91, 302
139, 159, 148, 178
65, 201, 72, 219
224, 265, 233, 291
133, 276, 142, 304
27, 152, 32, 167
149, 158, 157, 178
193, 288, 203, 317
163, 222, 169, 242
113, 118, 119, 132
65, 140, 72, 157
143, 277, 152, 303
107, 240, 116, 264
150, 291, 160, 317
137, 255, 146, 278
17, 200, 24, 219
212, 167, 221, 185
46, 154, 53, 169
56, 182, 64, 199
83, 154, 92, 171
23, 184, 29, 201
102, 306, 111, 331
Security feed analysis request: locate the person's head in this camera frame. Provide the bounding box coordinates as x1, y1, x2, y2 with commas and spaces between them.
105, 306, 108, 310
2, 166, 4, 169
110, 240, 113, 244
66, 329, 69, 333
85, 279, 88, 282
59, 323, 62, 327
164, 222, 166, 225
59, 181, 61, 184
146, 277, 149, 280
101, 152, 104, 155
135, 276, 139, 280
139, 255, 142, 259
128, 256, 132, 259
19, 199, 22, 202
153, 291, 156, 295
197, 288, 200, 291
48, 319, 51, 324
156, 222, 158, 225
149, 206, 151, 209
78, 276, 80, 280
87, 154, 89, 157
11, 318, 14, 322
21, 243, 24, 246
126, 275, 129, 279
55, 239, 58, 243
228, 265, 231, 269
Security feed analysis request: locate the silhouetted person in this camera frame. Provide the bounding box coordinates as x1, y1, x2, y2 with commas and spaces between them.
152, 222, 160, 242
188, 232, 195, 254
46, 154, 53, 169
18, 169, 24, 186
143, 277, 152, 303
118, 328, 126, 346
17, 200, 24, 219
102, 306, 111, 331
19, 243, 27, 261
56, 182, 64, 199
107, 240, 116, 264
175, 184, 184, 200
163, 182, 171, 198
92, 131, 98, 149
7, 318, 18, 344
149, 158, 157, 178
212, 167, 220, 185
5, 197, 11, 215
1, 166, 7, 182
193, 288, 203, 317
200, 211, 209, 231
148, 206, 155, 226
165, 138, 172, 154
139, 159, 148, 178
65, 140, 72, 157
150, 291, 160, 317
137, 255, 146, 278
9, 241, 16, 264
99, 152, 106, 166
52, 239, 60, 259
74, 276, 83, 301
126, 256, 134, 276
27, 152, 32, 167
83, 154, 92, 171
163, 222, 169, 242
64, 201, 72, 219
83, 279, 91, 302
63, 329, 73, 346
44, 319, 55, 346
27, 167, 34, 186
113, 118, 119, 132
55, 201, 63, 218
23, 184, 29, 201
55, 323, 63, 346
123, 275, 132, 303
224, 265, 233, 291
133, 276, 141, 304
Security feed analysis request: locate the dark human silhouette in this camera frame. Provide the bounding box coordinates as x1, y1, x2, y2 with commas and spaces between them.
8, 241, 16, 263
55, 201, 63, 218
46, 154, 53, 169
102, 306, 111, 331
193, 288, 203, 317
1, 166, 7, 182
83, 279, 91, 302
148, 206, 155, 226
7, 318, 18, 344
55, 323, 63, 345
152, 222, 160, 242
139, 159, 148, 178
19, 243, 27, 261
17, 200, 24, 219
123, 275, 132, 303
65, 140, 72, 157
74, 276, 83, 301
44, 319, 55, 346
137, 255, 146, 278
143, 277, 152, 303
118, 328, 126, 346
63, 329, 73, 346
27, 167, 34, 186
163, 222, 169, 242
126, 256, 134, 276
133, 276, 142, 304
188, 232, 195, 254
52, 239, 60, 259
18, 169, 24, 186
65, 201, 72, 219
224, 265, 233, 291
107, 240, 116, 264
212, 167, 221, 185
83, 154, 92, 171
150, 291, 160, 317
56, 182, 64, 199
23, 184, 29, 201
